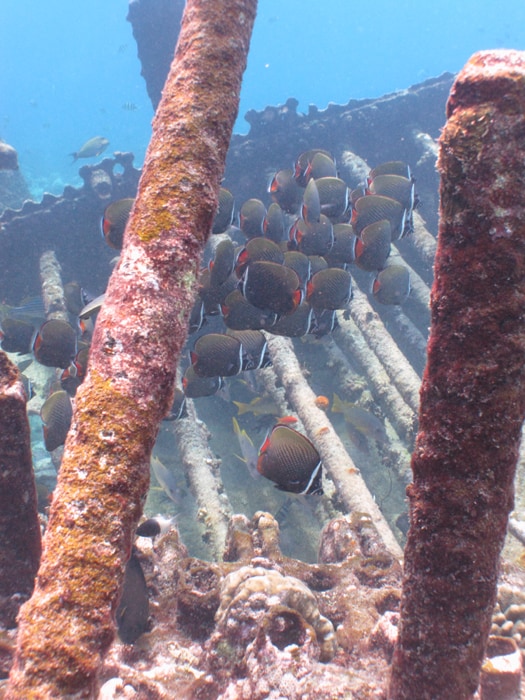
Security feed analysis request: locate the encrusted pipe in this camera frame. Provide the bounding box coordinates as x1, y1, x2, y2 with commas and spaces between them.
266, 334, 403, 560
39, 250, 69, 321
171, 400, 232, 559
345, 286, 421, 415
0, 353, 41, 628
405, 211, 437, 271
333, 314, 417, 445
6, 1, 257, 697
389, 50, 525, 700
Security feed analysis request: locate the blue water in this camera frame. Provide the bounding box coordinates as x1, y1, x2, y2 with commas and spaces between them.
2, 0, 524, 199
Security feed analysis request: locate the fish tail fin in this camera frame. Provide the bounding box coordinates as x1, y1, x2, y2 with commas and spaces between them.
232, 400, 249, 415
69, 152, 78, 163
331, 393, 344, 414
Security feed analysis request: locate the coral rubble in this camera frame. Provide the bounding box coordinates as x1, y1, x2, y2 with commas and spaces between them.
389, 50, 525, 699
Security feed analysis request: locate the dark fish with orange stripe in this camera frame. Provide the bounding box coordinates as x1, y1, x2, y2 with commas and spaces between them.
263, 202, 286, 243
33, 319, 78, 369
101, 197, 134, 250
268, 169, 302, 214
239, 198, 266, 239
242, 261, 302, 315
182, 365, 224, 398
354, 220, 392, 271
221, 290, 278, 330
352, 194, 406, 241
190, 333, 243, 377
40, 389, 73, 451
0, 318, 35, 354
306, 268, 352, 310
372, 265, 411, 305
257, 424, 323, 495
211, 188, 235, 234
294, 149, 334, 187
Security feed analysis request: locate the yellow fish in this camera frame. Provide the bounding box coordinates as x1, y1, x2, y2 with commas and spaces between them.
232, 395, 282, 418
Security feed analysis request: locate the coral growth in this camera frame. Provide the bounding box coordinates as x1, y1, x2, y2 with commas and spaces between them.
98, 512, 402, 698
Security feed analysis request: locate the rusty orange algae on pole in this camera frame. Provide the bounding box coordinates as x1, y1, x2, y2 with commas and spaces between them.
0, 352, 41, 628
6, 0, 257, 697
389, 50, 525, 699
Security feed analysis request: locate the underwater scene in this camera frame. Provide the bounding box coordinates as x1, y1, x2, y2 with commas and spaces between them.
2, 1, 525, 699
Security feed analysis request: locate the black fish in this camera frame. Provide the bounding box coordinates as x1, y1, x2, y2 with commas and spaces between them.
60, 347, 90, 396
64, 282, 92, 316
182, 365, 224, 398
188, 298, 206, 334
301, 178, 321, 225
263, 202, 286, 243
372, 265, 411, 305
136, 519, 161, 538
354, 220, 392, 272
289, 215, 333, 257
352, 194, 406, 241
101, 198, 134, 250
33, 319, 78, 369
294, 149, 334, 187
226, 329, 270, 370
163, 387, 188, 420
190, 333, 243, 377
310, 308, 338, 338
239, 198, 266, 239
316, 177, 350, 220
257, 424, 323, 495
221, 290, 278, 330
116, 550, 150, 644
270, 302, 314, 338
268, 169, 302, 214
306, 268, 352, 310
235, 237, 284, 279
367, 174, 415, 214
212, 188, 235, 234
324, 223, 356, 267
307, 151, 337, 180
283, 251, 311, 291
242, 261, 302, 315
369, 160, 411, 181
308, 255, 329, 276
198, 269, 237, 317
40, 389, 73, 451
209, 238, 236, 287
0, 318, 35, 354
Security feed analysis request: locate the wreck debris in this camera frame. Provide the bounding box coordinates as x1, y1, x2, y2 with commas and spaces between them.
0, 352, 41, 628
6, 0, 257, 697
346, 286, 421, 415
333, 313, 418, 446
127, 0, 185, 111
0, 153, 141, 304
266, 334, 403, 560
389, 50, 525, 699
